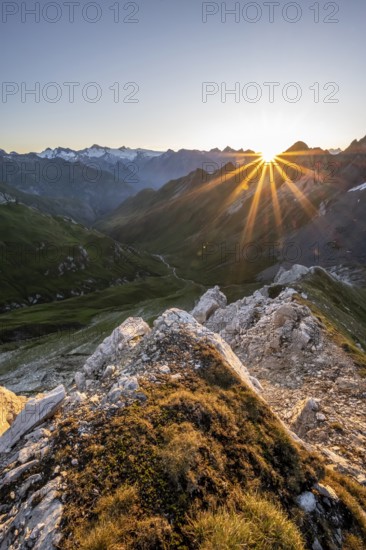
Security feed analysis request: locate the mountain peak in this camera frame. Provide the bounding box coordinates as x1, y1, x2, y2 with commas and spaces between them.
90, 144, 106, 150
285, 141, 310, 153
346, 135, 366, 153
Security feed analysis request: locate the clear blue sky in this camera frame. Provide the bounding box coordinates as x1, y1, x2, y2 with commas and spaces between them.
1, 0, 365, 154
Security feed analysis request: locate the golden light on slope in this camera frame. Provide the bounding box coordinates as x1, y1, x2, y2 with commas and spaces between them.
227, 146, 324, 246
166, 146, 323, 249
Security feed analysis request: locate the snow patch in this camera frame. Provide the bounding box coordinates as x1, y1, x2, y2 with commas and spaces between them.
348, 182, 366, 193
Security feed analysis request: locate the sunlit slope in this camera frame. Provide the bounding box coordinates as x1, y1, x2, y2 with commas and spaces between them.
99, 153, 348, 285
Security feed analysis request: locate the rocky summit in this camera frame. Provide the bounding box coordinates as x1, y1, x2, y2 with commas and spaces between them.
0, 267, 365, 549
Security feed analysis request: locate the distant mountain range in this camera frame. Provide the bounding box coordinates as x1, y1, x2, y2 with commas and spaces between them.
35, 144, 261, 192
0, 145, 260, 222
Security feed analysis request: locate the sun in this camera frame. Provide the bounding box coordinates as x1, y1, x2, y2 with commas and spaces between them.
260, 147, 278, 163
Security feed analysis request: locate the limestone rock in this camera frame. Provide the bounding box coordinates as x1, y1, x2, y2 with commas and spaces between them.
122, 377, 139, 392
0, 385, 66, 453
250, 376, 263, 392
191, 286, 227, 323
335, 377, 360, 392
273, 304, 298, 328
74, 371, 86, 391
290, 398, 321, 438
18, 474, 43, 499
18, 440, 47, 464
2, 460, 39, 486
159, 365, 171, 374
108, 387, 122, 403
314, 483, 339, 502
153, 309, 257, 392
297, 491, 316, 513
25, 428, 51, 443
83, 317, 150, 377
312, 538, 324, 550
102, 365, 116, 381
275, 265, 310, 285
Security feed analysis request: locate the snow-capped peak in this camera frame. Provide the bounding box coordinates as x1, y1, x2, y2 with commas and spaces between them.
37, 146, 166, 163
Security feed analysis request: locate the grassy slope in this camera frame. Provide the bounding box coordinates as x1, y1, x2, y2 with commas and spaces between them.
45, 340, 366, 549
0, 274, 200, 342
0, 202, 167, 310
0, 181, 96, 225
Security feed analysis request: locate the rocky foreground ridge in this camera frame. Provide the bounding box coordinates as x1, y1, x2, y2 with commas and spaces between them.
0, 266, 365, 549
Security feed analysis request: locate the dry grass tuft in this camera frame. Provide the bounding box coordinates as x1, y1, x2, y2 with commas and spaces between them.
187, 491, 305, 550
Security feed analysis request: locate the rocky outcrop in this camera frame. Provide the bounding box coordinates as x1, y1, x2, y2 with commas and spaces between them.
274, 264, 310, 285
0, 476, 64, 550
71, 308, 260, 408
0, 386, 27, 436
290, 397, 322, 438
0, 385, 65, 454
205, 285, 321, 355
191, 285, 227, 323
81, 317, 150, 380
153, 309, 257, 390
204, 282, 366, 482
0, 308, 263, 549
0, 386, 66, 549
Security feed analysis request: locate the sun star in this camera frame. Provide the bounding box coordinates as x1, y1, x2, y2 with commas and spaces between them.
260, 147, 279, 163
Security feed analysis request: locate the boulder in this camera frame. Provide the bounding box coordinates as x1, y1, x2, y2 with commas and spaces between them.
297, 491, 316, 513
273, 304, 298, 328
290, 398, 321, 438
191, 286, 227, 324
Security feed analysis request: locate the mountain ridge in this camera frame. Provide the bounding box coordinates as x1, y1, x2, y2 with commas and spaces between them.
0, 265, 365, 549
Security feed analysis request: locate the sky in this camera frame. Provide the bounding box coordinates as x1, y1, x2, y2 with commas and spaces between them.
1, 0, 365, 154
